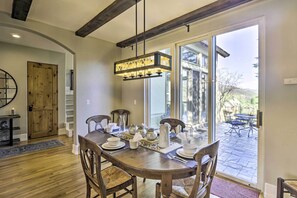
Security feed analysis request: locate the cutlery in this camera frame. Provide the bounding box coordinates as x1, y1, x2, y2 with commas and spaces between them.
168, 153, 188, 163
167, 153, 187, 164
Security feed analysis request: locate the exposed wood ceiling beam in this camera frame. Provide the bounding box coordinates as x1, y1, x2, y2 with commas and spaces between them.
116, 0, 253, 48
11, 0, 33, 21
76, 0, 141, 37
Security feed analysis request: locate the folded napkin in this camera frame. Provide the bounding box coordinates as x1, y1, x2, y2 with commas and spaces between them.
105, 123, 119, 133
132, 132, 143, 141
159, 142, 182, 154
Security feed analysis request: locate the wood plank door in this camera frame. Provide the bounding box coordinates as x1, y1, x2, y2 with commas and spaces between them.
27, 61, 58, 138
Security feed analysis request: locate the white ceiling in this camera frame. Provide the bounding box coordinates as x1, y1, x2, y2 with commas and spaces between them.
0, 0, 217, 44
0, 26, 67, 53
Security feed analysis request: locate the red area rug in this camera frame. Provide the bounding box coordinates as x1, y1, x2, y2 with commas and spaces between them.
211, 177, 260, 198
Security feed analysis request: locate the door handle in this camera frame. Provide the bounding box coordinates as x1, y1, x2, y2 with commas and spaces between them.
28, 105, 33, 112
256, 110, 263, 128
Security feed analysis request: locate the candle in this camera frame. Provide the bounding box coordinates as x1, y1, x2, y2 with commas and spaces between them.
11, 108, 15, 115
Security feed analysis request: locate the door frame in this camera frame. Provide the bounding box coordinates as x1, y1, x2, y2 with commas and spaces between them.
174, 17, 265, 190
209, 18, 265, 190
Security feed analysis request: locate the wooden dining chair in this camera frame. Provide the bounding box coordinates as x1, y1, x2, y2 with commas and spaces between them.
78, 135, 137, 198
155, 140, 220, 198
86, 115, 111, 133
277, 177, 297, 198
160, 118, 186, 133
111, 109, 130, 126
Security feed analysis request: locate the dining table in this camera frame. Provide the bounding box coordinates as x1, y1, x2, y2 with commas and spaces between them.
85, 131, 198, 198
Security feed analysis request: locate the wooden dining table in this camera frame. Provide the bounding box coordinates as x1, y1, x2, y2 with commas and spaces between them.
85, 131, 197, 197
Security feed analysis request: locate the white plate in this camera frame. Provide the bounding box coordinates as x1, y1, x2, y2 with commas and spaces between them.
176, 148, 194, 159
101, 141, 125, 150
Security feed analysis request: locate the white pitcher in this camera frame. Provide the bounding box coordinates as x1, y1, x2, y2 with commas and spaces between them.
159, 123, 170, 148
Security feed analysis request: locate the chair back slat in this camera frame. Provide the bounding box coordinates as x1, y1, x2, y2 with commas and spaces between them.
86, 115, 111, 133
190, 140, 219, 198
110, 109, 130, 125
160, 118, 186, 133
78, 135, 106, 196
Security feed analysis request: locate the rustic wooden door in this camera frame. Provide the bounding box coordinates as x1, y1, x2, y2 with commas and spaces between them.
27, 61, 58, 138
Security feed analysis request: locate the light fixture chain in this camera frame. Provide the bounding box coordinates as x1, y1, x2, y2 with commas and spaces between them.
143, 0, 146, 55
135, 0, 138, 57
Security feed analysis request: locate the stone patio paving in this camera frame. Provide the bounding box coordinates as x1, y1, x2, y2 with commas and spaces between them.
192, 122, 258, 184
215, 123, 258, 184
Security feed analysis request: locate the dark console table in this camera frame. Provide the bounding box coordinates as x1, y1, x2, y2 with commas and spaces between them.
0, 114, 20, 146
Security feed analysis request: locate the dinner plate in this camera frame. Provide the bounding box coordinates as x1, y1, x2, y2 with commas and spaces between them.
176, 148, 194, 159
101, 141, 125, 150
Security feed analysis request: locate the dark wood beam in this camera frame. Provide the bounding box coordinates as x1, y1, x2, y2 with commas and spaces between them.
116, 0, 253, 48
11, 0, 33, 21
76, 0, 141, 37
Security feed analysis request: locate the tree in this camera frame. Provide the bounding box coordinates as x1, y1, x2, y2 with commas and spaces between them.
216, 69, 242, 122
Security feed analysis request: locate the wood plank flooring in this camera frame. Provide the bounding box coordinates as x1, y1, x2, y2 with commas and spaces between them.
0, 135, 157, 198
0, 135, 262, 198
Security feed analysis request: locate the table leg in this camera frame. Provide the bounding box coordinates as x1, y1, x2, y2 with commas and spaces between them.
161, 174, 172, 198
9, 118, 13, 146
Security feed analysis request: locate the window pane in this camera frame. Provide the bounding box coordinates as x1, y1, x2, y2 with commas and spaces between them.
215, 25, 259, 184
149, 49, 171, 128
180, 41, 209, 146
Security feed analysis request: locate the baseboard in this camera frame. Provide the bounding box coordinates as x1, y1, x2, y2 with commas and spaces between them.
72, 143, 79, 155
58, 128, 67, 135
65, 129, 73, 137
14, 133, 28, 141
264, 183, 277, 198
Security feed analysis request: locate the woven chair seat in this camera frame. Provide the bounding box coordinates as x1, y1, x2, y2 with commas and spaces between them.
285, 181, 297, 190
102, 166, 132, 189
169, 176, 205, 198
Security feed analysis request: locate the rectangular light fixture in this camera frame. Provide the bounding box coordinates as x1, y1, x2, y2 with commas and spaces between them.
114, 51, 172, 81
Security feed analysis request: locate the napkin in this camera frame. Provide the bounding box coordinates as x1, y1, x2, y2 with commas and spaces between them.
177, 132, 195, 147
132, 132, 143, 141
105, 123, 118, 133
177, 133, 189, 142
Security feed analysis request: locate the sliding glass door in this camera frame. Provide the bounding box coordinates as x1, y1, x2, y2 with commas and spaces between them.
177, 24, 261, 186
214, 25, 259, 184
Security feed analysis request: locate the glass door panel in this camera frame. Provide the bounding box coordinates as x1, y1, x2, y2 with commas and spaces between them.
149, 48, 171, 128
179, 40, 209, 147
214, 25, 259, 184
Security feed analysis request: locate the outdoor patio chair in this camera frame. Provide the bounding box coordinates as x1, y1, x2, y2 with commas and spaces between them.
248, 118, 258, 137
223, 111, 246, 137
277, 177, 297, 198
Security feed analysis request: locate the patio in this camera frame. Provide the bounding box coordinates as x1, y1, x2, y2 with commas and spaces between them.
193, 122, 258, 184
216, 123, 258, 184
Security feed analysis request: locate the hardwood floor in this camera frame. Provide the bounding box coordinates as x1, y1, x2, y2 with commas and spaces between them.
0, 135, 158, 198
0, 135, 259, 198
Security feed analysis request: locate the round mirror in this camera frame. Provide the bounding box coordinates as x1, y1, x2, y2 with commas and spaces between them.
0, 69, 18, 108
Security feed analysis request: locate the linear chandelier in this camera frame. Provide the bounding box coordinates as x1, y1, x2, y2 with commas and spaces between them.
114, 0, 172, 81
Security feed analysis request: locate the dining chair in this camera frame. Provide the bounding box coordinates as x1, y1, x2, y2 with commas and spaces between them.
160, 118, 186, 133
78, 135, 137, 198
111, 109, 130, 126
155, 140, 220, 198
86, 115, 111, 133
277, 177, 297, 198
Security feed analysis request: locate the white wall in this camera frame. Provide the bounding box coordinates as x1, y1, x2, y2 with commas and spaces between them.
121, 0, 297, 190
0, 42, 66, 136
0, 12, 122, 146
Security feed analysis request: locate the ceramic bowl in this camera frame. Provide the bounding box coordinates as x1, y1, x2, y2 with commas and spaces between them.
107, 137, 120, 146
183, 143, 197, 155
